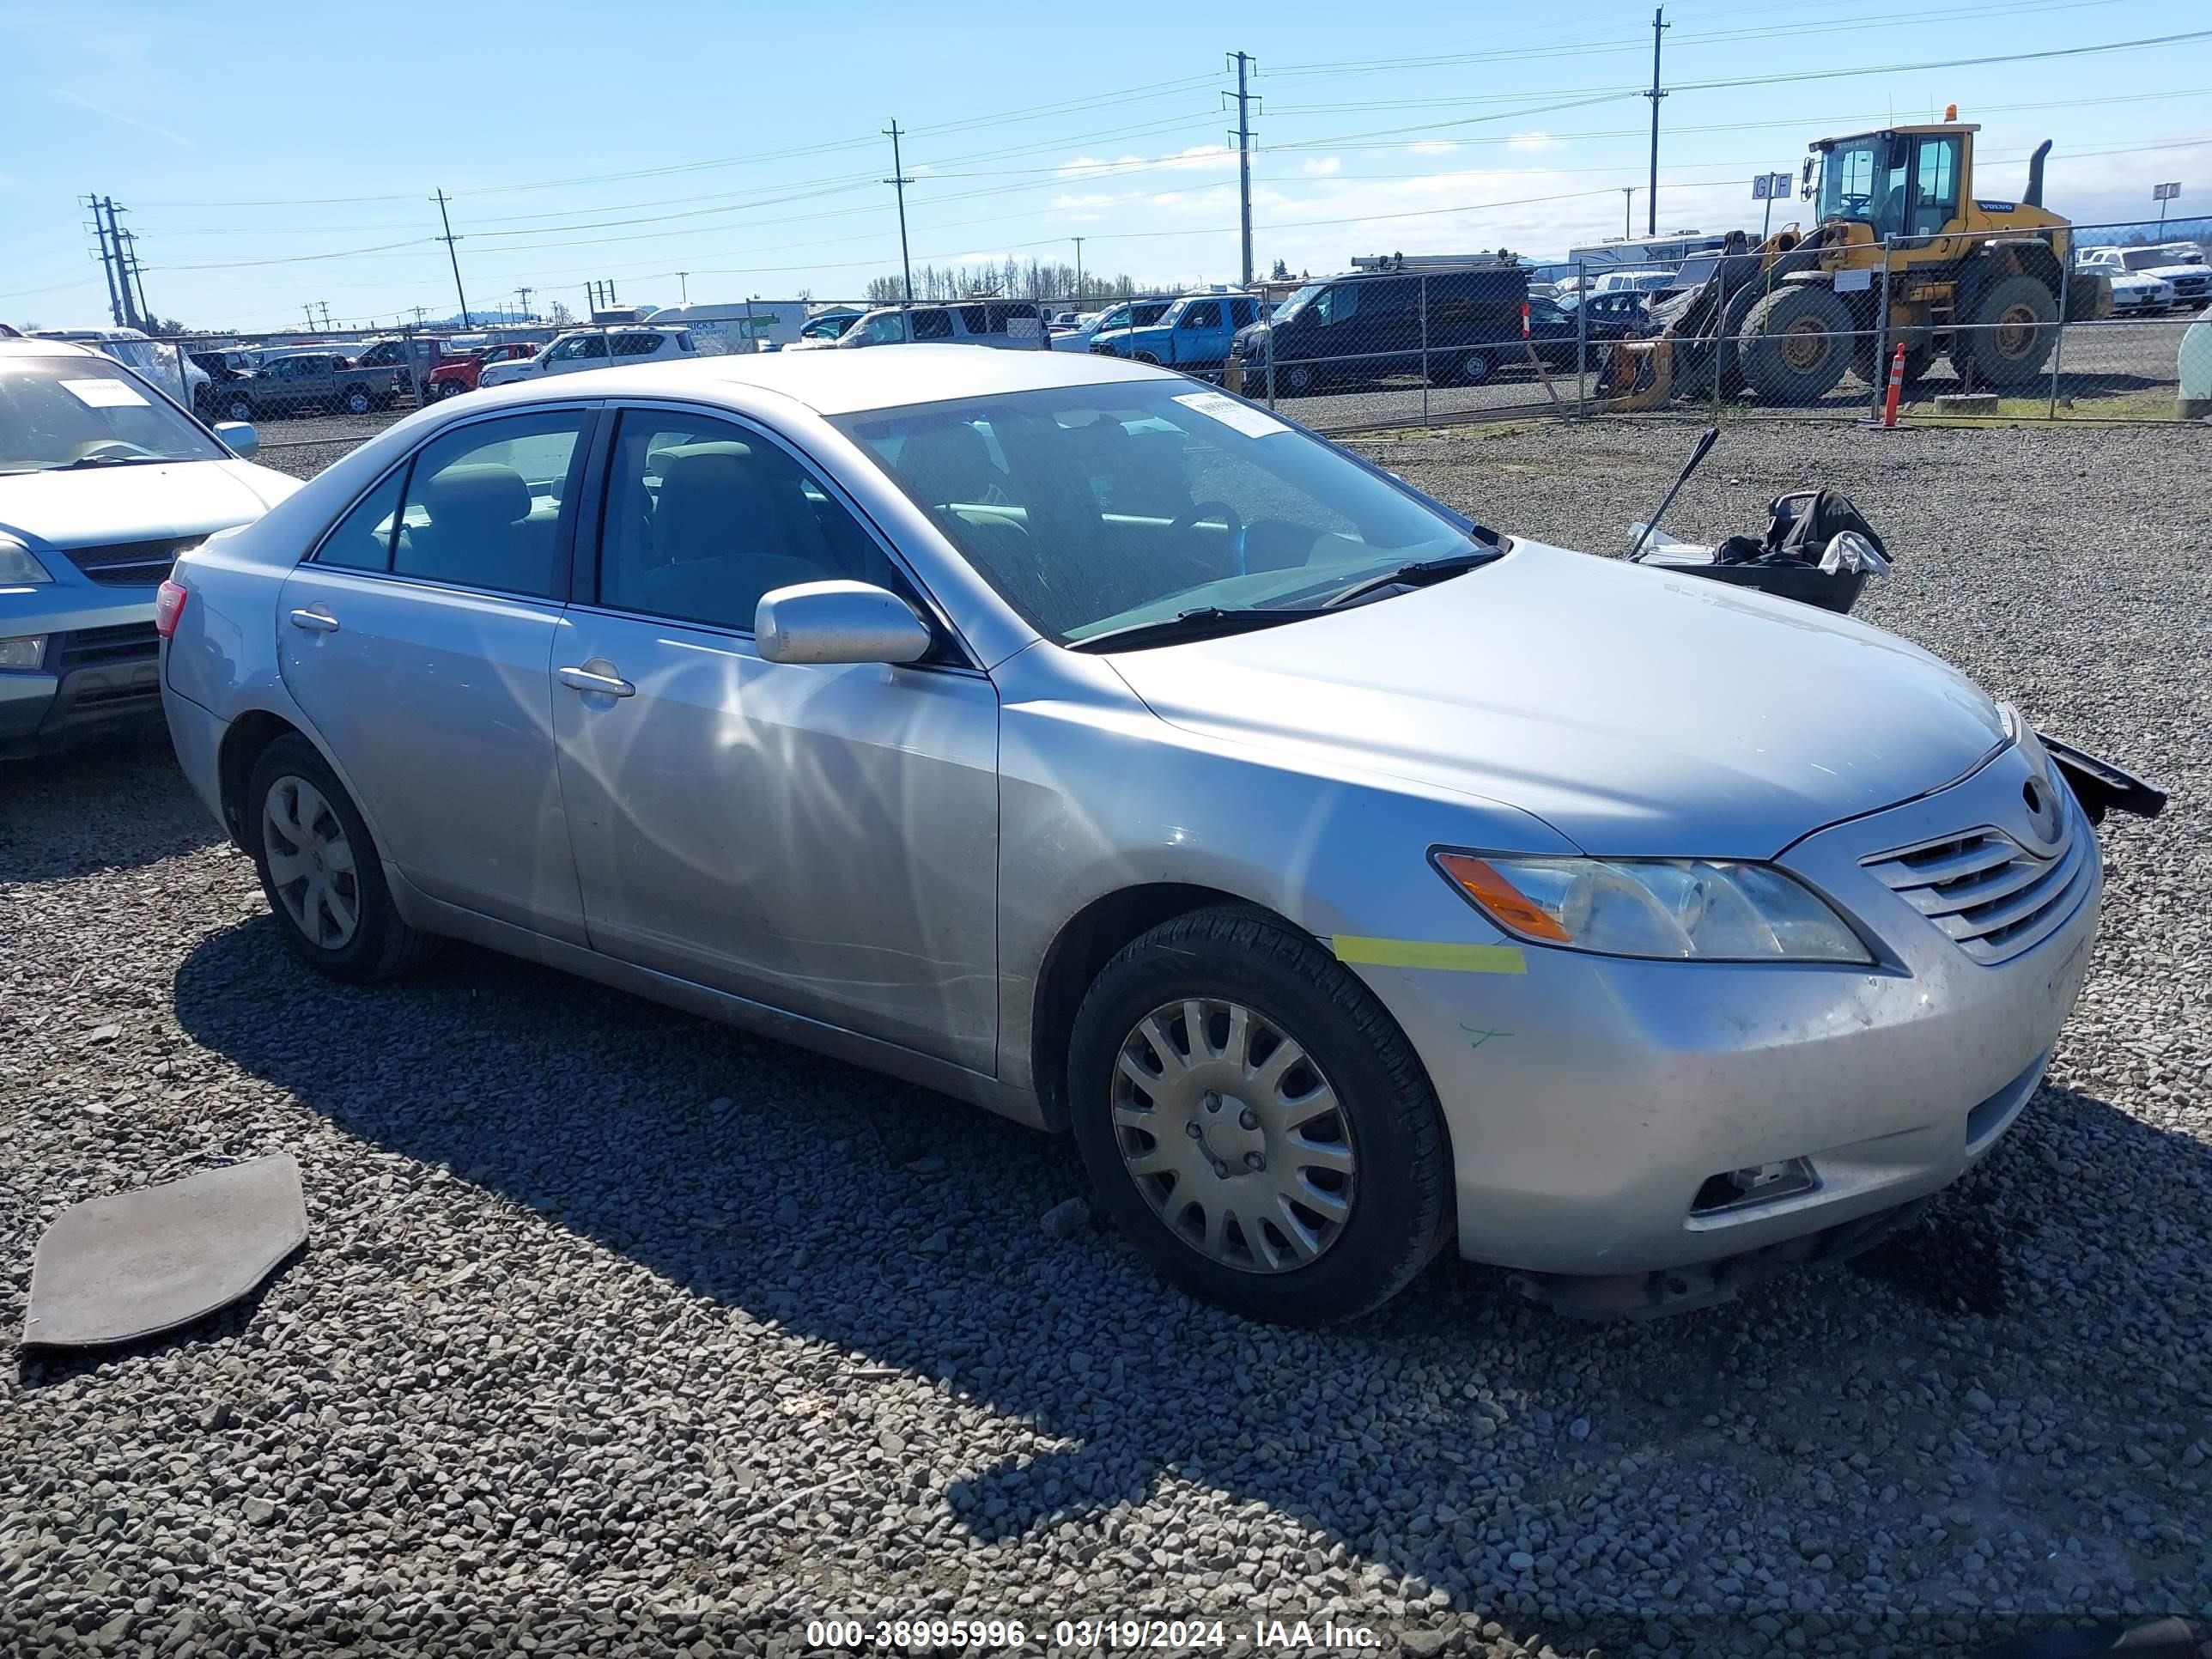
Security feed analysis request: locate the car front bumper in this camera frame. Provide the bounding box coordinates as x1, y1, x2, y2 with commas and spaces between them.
0, 590, 163, 757
1350, 743, 2100, 1296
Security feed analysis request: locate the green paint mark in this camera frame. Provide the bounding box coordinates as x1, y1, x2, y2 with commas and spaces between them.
1331, 936, 1528, 975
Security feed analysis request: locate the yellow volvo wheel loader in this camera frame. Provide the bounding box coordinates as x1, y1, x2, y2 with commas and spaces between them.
1601, 118, 2112, 409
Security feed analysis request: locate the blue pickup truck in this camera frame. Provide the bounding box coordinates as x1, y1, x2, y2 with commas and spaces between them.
1089, 291, 1264, 374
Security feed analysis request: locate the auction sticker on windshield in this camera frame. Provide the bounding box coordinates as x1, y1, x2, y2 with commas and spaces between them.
1173, 391, 1288, 439
61, 379, 151, 408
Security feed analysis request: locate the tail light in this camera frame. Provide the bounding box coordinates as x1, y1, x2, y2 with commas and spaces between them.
155, 579, 189, 640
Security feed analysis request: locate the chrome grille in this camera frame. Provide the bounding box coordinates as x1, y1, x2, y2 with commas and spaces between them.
60, 536, 204, 587
1862, 808, 2091, 965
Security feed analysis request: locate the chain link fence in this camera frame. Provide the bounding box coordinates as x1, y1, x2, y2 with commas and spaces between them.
106, 224, 2209, 465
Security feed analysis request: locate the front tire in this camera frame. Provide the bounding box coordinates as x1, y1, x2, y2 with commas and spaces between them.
1737, 283, 1854, 402
1954, 272, 2059, 386
244, 735, 441, 982
342, 386, 374, 416
1067, 908, 1449, 1325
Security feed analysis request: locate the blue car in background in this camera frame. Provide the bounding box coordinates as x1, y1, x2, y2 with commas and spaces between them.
1090, 291, 1264, 374
0, 338, 295, 757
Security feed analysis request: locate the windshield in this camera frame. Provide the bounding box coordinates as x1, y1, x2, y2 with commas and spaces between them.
0, 354, 222, 474
1816, 136, 1888, 226
832, 381, 1480, 645
1270, 281, 1327, 324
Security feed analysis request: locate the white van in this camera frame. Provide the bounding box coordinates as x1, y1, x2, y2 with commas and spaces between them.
28, 327, 210, 410
644, 301, 810, 354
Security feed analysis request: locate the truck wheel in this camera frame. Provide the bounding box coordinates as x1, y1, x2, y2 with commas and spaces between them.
1736, 283, 1854, 403
342, 386, 374, 416
438, 380, 467, 398
1282, 362, 1315, 396
1455, 349, 1494, 386
1066, 907, 1449, 1326
1133, 349, 1161, 365
222, 395, 255, 424
1954, 273, 2058, 386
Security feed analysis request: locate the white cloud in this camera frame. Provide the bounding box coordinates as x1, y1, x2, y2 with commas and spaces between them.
1055, 143, 1237, 181
1407, 141, 1458, 156
1301, 156, 1342, 178
1507, 131, 1561, 152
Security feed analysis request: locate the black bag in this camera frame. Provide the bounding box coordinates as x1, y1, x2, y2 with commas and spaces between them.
1712, 488, 1891, 568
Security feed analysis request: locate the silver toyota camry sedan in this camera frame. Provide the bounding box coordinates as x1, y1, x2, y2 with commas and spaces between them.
159, 347, 2101, 1325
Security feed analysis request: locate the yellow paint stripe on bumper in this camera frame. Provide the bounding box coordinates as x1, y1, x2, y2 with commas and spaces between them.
1331, 936, 1528, 975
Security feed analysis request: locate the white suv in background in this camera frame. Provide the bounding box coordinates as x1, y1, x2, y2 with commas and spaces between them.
2079, 245, 2209, 313
480, 326, 695, 388
832, 301, 1048, 350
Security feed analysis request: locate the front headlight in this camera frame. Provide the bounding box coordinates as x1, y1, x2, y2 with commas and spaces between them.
0, 536, 55, 586
1434, 849, 1871, 963
0, 635, 49, 670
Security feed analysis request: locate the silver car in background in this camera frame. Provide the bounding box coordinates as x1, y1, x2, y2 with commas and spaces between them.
159, 347, 2100, 1324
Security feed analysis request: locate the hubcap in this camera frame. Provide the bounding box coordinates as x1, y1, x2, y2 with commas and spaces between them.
1994, 302, 2040, 358
1779, 318, 1830, 372
262, 775, 361, 949
1466, 354, 1489, 380
1110, 998, 1357, 1273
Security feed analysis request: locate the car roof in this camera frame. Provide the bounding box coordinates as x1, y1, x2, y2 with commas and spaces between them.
0, 337, 102, 360
477, 342, 1163, 416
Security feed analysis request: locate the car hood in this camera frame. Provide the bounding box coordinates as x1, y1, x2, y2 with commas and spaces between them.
0, 459, 298, 553
1104, 540, 2007, 859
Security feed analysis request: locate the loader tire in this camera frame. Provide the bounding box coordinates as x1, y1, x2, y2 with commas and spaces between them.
1953, 273, 2059, 386
1737, 283, 1855, 404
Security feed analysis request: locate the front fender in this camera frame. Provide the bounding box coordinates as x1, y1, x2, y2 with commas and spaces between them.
990, 647, 1575, 1095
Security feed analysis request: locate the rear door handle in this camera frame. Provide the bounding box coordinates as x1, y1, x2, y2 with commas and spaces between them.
558, 665, 635, 698
289, 607, 339, 633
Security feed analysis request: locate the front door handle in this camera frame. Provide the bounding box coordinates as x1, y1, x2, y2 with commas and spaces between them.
558, 664, 635, 698
289, 607, 339, 633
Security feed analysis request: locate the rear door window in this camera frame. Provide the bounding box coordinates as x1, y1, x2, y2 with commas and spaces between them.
913, 310, 956, 341
389, 410, 588, 598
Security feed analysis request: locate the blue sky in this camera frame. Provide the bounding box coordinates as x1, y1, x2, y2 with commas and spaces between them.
3, 0, 2208, 331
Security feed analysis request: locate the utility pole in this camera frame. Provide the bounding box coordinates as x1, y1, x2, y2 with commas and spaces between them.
116, 220, 153, 329
412, 305, 428, 327
87, 195, 125, 327
1644, 7, 1668, 237
319, 302, 333, 331
304, 304, 316, 331
432, 189, 472, 328
884, 120, 915, 307
515, 286, 533, 319
1072, 238, 1085, 307
677, 271, 690, 304
1620, 187, 1634, 239
1226, 52, 1257, 288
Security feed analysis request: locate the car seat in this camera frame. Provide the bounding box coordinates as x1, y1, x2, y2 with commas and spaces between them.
396, 464, 556, 595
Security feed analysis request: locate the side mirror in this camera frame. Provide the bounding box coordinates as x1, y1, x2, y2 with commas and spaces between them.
214, 422, 259, 459
756, 580, 933, 666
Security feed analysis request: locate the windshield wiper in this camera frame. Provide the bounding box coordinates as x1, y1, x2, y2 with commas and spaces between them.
52, 453, 174, 471
1067, 606, 1316, 653
1320, 546, 1504, 610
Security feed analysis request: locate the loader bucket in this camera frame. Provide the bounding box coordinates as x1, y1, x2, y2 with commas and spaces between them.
1596, 338, 1674, 410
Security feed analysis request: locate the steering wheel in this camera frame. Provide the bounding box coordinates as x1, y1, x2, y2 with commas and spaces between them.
1167, 501, 1248, 576
71, 439, 156, 462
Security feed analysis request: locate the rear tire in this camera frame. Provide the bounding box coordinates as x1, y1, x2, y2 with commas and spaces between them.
244, 735, 441, 983
1736, 283, 1855, 403
342, 386, 374, 416
222, 395, 255, 424
1066, 907, 1449, 1326
1953, 272, 2058, 386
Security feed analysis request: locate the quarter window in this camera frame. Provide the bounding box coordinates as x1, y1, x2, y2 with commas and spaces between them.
912, 309, 956, 341
316, 469, 405, 571
1182, 301, 1222, 329
388, 410, 586, 598
596, 412, 908, 634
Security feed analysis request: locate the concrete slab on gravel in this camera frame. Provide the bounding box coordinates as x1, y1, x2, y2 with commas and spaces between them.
22, 1155, 306, 1348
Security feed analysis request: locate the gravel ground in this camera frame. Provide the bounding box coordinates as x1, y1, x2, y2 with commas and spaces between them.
4, 419, 2211, 1659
